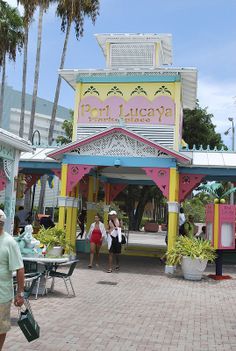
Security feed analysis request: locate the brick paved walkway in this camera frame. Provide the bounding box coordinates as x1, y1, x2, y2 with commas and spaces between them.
4, 254, 236, 351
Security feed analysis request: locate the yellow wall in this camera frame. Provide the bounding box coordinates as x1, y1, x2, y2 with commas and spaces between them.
73, 81, 183, 149
79, 82, 176, 101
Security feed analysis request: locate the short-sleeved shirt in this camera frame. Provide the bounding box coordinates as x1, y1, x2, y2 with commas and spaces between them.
0, 232, 24, 304
184, 222, 195, 237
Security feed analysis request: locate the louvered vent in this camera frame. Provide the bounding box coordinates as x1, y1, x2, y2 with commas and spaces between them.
77, 125, 174, 149
110, 43, 155, 68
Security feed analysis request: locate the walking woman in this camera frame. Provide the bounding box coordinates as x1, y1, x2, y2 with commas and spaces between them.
87, 214, 106, 268
107, 210, 122, 273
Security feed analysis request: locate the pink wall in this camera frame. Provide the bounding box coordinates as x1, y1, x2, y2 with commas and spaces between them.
78, 96, 175, 126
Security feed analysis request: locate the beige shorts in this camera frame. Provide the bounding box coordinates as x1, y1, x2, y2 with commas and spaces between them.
0, 301, 11, 334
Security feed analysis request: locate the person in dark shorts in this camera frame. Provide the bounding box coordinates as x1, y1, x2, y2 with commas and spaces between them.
77, 208, 87, 238
107, 210, 122, 273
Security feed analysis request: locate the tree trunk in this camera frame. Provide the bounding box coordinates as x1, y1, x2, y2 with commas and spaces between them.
0, 54, 6, 127
19, 24, 29, 138
28, 5, 44, 142
24, 188, 31, 212
38, 174, 47, 214
125, 186, 136, 230
133, 186, 150, 231
48, 22, 71, 146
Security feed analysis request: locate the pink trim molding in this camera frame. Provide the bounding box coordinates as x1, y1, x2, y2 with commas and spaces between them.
143, 167, 170, 198
52, 169, 61, 179
67, 165, 94, 194
109, 184, 127, 202
179, 174, 205, 202
0, 169, 7, 192
24, 174, 41, 193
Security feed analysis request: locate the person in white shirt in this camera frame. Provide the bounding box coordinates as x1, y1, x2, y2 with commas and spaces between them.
179, 207, 186, 226
87, 215, 106, 268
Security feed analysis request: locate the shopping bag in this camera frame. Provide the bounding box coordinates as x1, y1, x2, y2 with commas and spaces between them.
18, 308, 40, 342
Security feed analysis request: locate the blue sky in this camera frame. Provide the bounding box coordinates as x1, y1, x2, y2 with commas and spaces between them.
5, 0, 236, 146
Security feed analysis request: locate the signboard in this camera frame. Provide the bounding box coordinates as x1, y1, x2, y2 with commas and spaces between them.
78, 96, 175, 126
218, 205, 235, 249
206, 204, 235, 250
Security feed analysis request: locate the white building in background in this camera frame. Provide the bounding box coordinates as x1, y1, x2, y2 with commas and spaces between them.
0, 85, 71, 208
2, 85, 71, 144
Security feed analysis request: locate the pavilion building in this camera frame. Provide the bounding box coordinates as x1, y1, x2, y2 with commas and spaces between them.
46, 33, 198, 251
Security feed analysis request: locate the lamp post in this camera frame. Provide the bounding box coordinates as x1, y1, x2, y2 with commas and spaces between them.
228, 117, 235, 151
31, 130, 41, 213
224, 118, 235, 205
32, 129, 41, 146
224, 117, 235, 151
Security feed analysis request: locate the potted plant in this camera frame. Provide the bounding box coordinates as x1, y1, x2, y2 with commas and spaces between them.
144, 220, 159, 233
35, 227, 73, 256
166, 236, 216, 280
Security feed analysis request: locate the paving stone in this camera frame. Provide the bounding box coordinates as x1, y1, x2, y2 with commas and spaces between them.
3, 254, 236, 350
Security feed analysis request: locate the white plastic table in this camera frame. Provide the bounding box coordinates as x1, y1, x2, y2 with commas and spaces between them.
22, 257, 70, 296
22, 257, 69, 264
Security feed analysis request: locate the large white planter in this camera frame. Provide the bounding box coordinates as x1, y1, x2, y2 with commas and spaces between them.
47, 246, 63, 257
181, 256, 208, 281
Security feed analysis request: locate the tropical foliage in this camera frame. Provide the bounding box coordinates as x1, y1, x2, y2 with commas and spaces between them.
198, 182, 236, 202
48, 0, 100, 145
0, 0, 24, 65
56, 110, 73, 144
0, 1, 24, 125
183, 193, 212, 222
183, 104, 224, 149
166, 236, 216, 266
35, 226, 73, 252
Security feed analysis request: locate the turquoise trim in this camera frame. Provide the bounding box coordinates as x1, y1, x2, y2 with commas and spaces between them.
77, 75, 180, 84
179, 167, 236, 176
19, 161, 60, 170
62, 155, 176, 168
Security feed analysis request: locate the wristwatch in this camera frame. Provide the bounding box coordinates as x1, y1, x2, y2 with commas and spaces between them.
17, 292, 24, 298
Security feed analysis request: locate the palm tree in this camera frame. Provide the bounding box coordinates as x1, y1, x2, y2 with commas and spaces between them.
198, 183, 236, 203
48, 0, 100, 146
17, 0, 37, 138
0, 1, 24, 127
28, 0, 53, 142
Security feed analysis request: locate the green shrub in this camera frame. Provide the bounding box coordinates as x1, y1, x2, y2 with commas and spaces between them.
166, 236, 216, 266
35, 227, 73, 253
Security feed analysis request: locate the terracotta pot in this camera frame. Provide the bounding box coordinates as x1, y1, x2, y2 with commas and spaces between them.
144, 222, 159, 232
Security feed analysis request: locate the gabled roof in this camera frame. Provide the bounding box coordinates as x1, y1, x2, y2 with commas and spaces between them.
0, 128, 32, 152
20, 147, 57, 162
47, 127, 191, 164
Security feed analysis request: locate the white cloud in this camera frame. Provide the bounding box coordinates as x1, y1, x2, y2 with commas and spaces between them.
197, 79, 236, 147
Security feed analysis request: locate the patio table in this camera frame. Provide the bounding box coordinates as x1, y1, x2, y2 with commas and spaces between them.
22, 257, 69, 295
